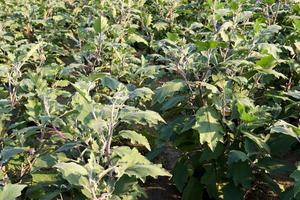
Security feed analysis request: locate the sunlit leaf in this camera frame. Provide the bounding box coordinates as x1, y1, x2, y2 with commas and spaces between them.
193, 106, 224, 151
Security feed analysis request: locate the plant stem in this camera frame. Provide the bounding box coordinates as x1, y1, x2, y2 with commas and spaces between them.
105, 101, 115, 166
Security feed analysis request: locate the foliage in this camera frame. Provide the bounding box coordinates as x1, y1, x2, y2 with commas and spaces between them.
0, 0, 299, 199
0, 0, 170, 199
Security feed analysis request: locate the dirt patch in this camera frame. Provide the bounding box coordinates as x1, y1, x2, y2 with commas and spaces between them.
140, 144, 182, 200
245, 182, 279, 200
140, 177, 181, 200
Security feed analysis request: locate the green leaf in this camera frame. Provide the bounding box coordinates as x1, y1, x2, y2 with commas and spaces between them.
113, 147, 170, 182
71, 82, 93, 102
129, 87, 154, 101
237, 101, 257, 123
87, 118, 108, 133
21, 42, 44, 65
242, 131, 270, 153
166, 32, 179, 41
119, 130, 151, 150
125, 164, 170, 182
0, 183, 26, 200
257, 157, 293, 175
182, 177, 203, 200
72, 94, 93, 123
55, 162, 89, 186
264, 24, 281, 34
55, 162, 88, 176
199, 143, 224, 162
25, 98, 42, 122
93, 16, 108, 33
1, 147, 28, 163
0, 65, 9, 78
290, 164, 300, 197
53, 80, 70, 87
256, 54, 276, 68
172, 160, 189, 193
87, 72, 107, 82
201, 164, 218, 198
199, 82, 219, 94
287, 90, 300, 99
153, 80, 186, 104
128, 33, 148, 45
193, 106, 224, 151
153, 22, 168, 31
120, 107, 165, 127
271, 120, 300, 140
101, 76, 122, 91
228, 150, 249, 164
32, 171, 59, 184
259, 68, 287, 79
32, 154, 58, 172
228, 162, 253, 188
223, 182, 244, 200
113, 175, 141, 196
259, 43, 281, 59
269, 134, 296, 156
160, 95, 185, 112
219, 21, 233, 42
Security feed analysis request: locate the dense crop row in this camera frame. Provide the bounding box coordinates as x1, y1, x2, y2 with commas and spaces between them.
0, 0, 299, 199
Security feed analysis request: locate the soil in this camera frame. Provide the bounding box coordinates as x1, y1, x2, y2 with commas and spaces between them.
140, 177, 181, 200
140, 144, 181, 200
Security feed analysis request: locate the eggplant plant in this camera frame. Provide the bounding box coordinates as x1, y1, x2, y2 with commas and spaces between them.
0, 0, 300, 200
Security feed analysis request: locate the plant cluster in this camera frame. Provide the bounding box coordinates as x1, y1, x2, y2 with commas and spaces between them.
0, 0, 299, 200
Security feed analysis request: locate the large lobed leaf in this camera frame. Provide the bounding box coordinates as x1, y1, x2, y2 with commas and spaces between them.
193, 106, 224, 151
